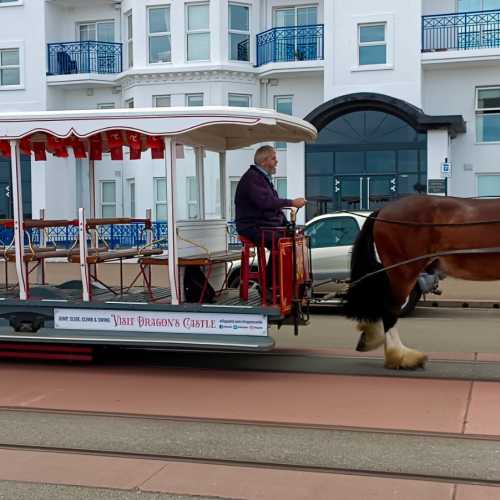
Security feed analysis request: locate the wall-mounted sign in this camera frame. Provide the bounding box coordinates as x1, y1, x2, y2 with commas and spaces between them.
427, 179, 447, 195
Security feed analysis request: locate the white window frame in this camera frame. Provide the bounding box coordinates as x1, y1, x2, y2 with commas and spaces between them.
126, 12, 133, 68
186, 93, 204, 106
457, 0, 500, 12
273, 5, 318, 27
0, 0, 23, 7
274, 95, 293, 150
476, 173, 500, 198
148, 5, 171, 64
475, 86, 500, 144
100, 180, 117, 218
127, 178, 136, 217
154, 177, 167, 221
0, 44, 23, 90
229, 2, 251, 62
153, 94, 171, 107
186, 176, 199, 219
228, 93, 251, 107
186, 2, 210, 62
352, 14, 393, 72
97, 103, 115, 109
358, 23, 387, 66
77, 20, 115, 42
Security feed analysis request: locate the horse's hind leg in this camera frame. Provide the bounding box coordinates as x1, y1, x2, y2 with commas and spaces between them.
356, 320, 385, 352
384, 327, 428, 370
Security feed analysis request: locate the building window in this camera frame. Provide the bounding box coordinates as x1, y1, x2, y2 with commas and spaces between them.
148, 6, 171, 63
0, 48, 20, 86
0, 0, 24, 5
274, 5, 317, 27
187, 3, 210, 61
275, 177, 287, 198
228, 93, 251, 107
274, 95, 293, 149
154, 177, 167, 221
358, 23, 386, 65
458, 0, 500, 11
97, 103, 115, 109
125, 98, 134, 108
186, 93, 204, 106
101, 181, 116, 217
476, 87, 500, 143
127, 179, 135, 217
126, 13, 133, 68
153, 94, 171, 107
79, 21, 115, 42
186, 176, 199, 219
229, 3, 250, 61
478, 174, 500, 197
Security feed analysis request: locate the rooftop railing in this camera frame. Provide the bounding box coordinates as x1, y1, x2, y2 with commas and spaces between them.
422, 9, 500, 52
47, 41, 122, 76
256, 24, 324, 67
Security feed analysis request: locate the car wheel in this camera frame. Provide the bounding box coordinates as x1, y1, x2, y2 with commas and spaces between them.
399, 286, 422, 317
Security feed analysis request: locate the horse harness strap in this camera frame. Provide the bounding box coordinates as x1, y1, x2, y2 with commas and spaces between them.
351, 246, 500, 288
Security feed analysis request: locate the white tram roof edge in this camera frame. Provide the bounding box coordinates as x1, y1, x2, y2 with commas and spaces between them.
0, 106, 317, 152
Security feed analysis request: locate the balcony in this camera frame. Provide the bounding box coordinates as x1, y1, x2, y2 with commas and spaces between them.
47, 41, 122, 76
422, 9, 500, 52
256, 24, 324, 67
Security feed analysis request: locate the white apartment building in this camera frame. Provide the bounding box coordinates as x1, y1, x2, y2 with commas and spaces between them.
0, 0, 499, 225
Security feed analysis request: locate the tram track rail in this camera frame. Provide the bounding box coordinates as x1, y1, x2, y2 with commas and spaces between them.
0, 408, 499, 486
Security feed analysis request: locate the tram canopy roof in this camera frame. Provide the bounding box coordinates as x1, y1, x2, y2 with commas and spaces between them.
0, 106, 317, 160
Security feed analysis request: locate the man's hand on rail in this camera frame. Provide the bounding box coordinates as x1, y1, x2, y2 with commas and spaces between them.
291, 198, 306, 209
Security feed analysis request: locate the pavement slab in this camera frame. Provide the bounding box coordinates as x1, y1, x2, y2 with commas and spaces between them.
0, 365, 470, 432
456, 485, 500, 499
465, 382, 500, 436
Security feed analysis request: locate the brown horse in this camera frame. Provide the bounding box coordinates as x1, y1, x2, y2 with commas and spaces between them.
344, 194, 500, 370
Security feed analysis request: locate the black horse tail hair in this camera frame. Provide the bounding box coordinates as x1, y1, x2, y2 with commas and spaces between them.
343, 210, 392, 324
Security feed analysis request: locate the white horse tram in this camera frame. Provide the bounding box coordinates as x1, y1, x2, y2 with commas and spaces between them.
0, 107, 316, 353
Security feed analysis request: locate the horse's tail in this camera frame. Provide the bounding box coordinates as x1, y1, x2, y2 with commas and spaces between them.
343, 210, 392, 323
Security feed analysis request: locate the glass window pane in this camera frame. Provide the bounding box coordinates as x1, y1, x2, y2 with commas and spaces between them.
297, 6, 317, 26
1, 68, 20, 85
102, 205, 116, 218
458, 0, 482, 11
275, 8, 294, 27
97, 22, 114, 42
187, 94, 203, 106
360, 24, 385, 43
79, 24, 96, 41
306, 151, 333, 175
398, 150, 419, 173
478, 175, 500, 197
156, 203, 167, 221
149, 7, 170, 33
478, 88, 500, 109
155, 178, 166, 202
276, 178, 287, 198
204, 150, 221, 219
228, 94, 250, 107
149, 35, 171, 62
335, 151, 364, 174
306, 175, 333, 199
187, 33, 210, 60
366, 151, 396, 173
188, 4, 209, 30
275, 96, 292, 115
127, 15, 133, 37
229, 4, 249, 31
154, 95, 171, 107
477, 113, 500, 142
175, 147, 197, 220
229, 33, 249, 60
102, 182, 116, 203
1, 49, 19, 66
484, 0, 500, 9
359, 44, 387, 65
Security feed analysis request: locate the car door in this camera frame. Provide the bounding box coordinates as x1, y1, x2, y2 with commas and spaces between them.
304, 216, 361, 282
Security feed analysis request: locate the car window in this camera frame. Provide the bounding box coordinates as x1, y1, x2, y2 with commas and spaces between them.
305, 217, 359, 249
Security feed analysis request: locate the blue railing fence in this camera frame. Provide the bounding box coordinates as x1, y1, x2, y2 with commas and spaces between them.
422, 9, 500, 51
47, 41, 122, 76
256, 24, 324, 66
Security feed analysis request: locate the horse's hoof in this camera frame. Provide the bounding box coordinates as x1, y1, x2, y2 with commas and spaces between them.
384, 348, 428, 370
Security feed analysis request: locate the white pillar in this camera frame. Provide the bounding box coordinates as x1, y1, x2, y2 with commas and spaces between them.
10, 140, 27, 300
427, 129, 450, 196
164, 137, 180, 304
36, 208, 46, 285
79, 207, 90, 302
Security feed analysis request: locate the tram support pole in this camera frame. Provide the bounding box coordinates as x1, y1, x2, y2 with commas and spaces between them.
10, 140, 27, 300
164, 137, 179, 304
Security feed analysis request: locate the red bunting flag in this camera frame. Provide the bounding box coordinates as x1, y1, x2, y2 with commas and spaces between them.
89, 134, 102, 161
106, 130, 123, 161
68, 136, 86, 159
0, 140, 10, 157
47, 135, 68, 158
146, 135, 164, 160
126, 131, 142, 160
19, 137, 31, 155
129, 148, 141, 160
32, 143, 47, 161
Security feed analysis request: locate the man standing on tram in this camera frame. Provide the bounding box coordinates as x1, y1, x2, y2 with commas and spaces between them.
234, 145, 306, 299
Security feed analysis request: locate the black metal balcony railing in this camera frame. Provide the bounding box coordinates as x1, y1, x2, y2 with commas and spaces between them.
256, 24, 324, 67
47, 41, 122, 76
422, 9, 500, 52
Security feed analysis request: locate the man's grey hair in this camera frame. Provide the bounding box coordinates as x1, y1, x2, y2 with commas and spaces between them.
254, 145, 275, 166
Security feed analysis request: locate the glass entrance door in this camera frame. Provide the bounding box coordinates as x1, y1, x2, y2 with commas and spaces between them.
334, 175, 397, 211
366, 175, 397, 210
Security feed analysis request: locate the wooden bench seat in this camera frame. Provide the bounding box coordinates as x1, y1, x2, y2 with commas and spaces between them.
69, 247, 163, 264
139, 250, 242, 267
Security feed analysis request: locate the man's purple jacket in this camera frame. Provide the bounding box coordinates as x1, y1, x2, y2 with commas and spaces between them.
234, 165, 292, 233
